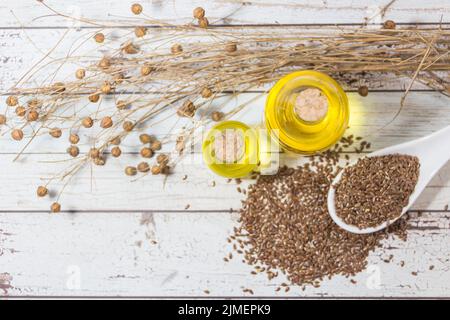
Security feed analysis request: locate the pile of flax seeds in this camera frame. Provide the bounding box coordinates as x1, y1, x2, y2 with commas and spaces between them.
227, 136, 409, 290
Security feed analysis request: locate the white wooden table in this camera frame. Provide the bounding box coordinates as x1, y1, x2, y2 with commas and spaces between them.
1, 0, 450, 298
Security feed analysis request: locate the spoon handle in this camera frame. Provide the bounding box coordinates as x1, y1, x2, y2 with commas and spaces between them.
412, 125, 450, 172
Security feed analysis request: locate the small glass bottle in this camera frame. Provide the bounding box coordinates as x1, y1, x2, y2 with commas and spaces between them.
202, 121, 278, 178
265, 70, 349, 154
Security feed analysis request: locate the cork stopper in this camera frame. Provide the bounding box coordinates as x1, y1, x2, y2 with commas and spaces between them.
294, 88, 328, 122
214, 129, 245, 163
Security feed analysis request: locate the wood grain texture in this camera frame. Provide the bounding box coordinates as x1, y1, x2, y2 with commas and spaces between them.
0, 211, 449, 297
0, 91, 449, 212
1, 0, 449, 28
1, 91, 449, 153
0, 0, 450, 298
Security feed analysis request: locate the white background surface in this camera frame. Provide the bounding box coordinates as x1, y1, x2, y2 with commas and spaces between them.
0, 0, 450, 298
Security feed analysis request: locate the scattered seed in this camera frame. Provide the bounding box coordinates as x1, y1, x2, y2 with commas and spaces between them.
228, 145, 409, 289
358, 85, 369, 97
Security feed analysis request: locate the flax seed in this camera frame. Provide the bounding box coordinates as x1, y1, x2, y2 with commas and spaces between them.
228, 140, 409, 289
335, 154, 419, 229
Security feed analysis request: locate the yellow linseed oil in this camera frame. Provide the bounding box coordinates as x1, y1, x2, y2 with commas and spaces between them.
265, 70, 349, 154
202, 121, 259, 178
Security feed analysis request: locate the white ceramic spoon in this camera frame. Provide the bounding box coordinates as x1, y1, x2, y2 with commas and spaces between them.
328, 125, 450, 234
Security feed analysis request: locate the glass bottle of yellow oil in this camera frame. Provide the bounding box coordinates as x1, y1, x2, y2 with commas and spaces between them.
265, 70, 349, 154
202, 121, 278, 178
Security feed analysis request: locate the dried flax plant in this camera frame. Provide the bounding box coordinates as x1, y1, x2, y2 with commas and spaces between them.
2, 2, 450, 212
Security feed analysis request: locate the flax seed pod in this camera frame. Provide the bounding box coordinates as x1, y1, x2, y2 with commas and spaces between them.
93, 156, 105, 166
89, 148, 100, 159
100, 116, 113, 129
123, 121, 134, 132
98, 57, 111, 69
116, 100, 128, 110
150, 140, 162, 151
69, 133, 80, 144
82, 117, 94, 128
37, 186, 48, 197
140, 147, 153, 158
11, 129, 23, 141
171, 44, 183, 54
383, 20, 396, 30
139, 134, 153, 144
134, 26, 147, 38
94, 33, 105, 43
49, 128, 62, 138
101, 81, 113, 94
89, 93, 100, 103
67, 145, 79, 157
151, 165, 161, 175
125, 166, 137, 176
141, 65, 153, 76
137, 162, 150, 173
51, 202, 61, 213
123, 42, 139, 54
193, 7, 205, 19
211, 111, 224, 122
201, 87, 213, 98
198, 17, 209, 28
76, 68, 86, 79
15, 106, 26, 117
111, 146, 122, 158
156, 154, 169, 165
6, 95, 18, 107
27, 110, 39, 122
131, 3, 143, 15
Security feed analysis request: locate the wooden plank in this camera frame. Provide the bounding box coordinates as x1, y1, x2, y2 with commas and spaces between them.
1, 211, 449, 297
0, 151, 449, 212
1, 0, 449, 28
0, 91, 448, 211
0, 91, 449, 153
0, 0, 449, 299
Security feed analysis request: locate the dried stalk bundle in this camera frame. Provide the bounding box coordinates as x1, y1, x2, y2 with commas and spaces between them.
2, 3, 450, 211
